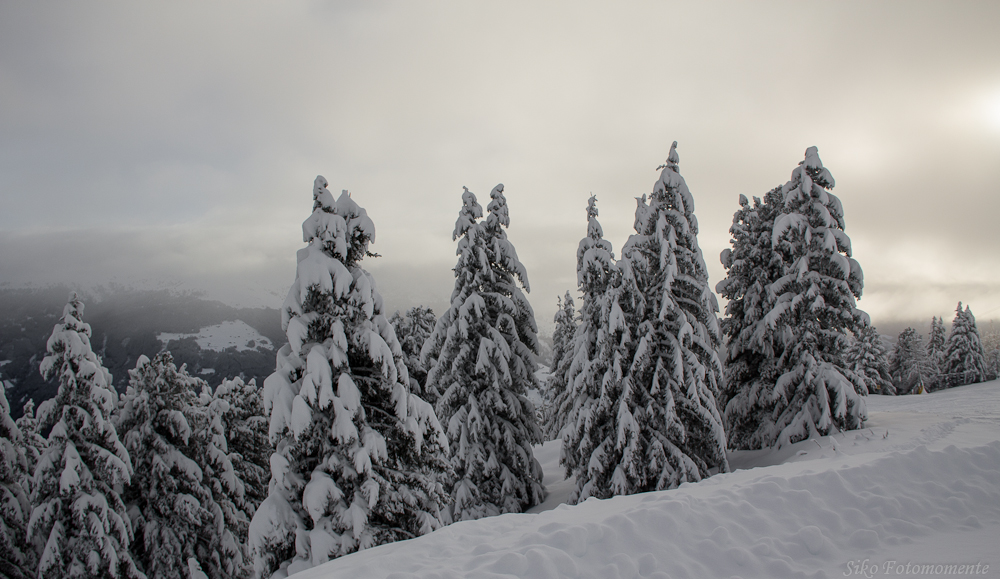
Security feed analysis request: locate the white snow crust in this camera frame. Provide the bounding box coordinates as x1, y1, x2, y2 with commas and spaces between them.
290, 381, 1000, 578
158, 320, 273, 352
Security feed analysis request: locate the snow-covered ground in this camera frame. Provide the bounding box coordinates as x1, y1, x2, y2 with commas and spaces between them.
293, 382, 1000, 579
158, 320, 273, 352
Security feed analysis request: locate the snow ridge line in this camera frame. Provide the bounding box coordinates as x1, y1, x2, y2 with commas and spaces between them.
294, 441, 1000, 579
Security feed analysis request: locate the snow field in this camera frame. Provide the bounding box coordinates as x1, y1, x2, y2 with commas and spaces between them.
293, 381, 1000, 579
158, 319, 273, 352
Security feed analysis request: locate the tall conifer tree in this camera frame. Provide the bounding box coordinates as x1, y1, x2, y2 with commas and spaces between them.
118, 352, 246, 579
421, 185, 545, 520
622, 141, 728, 488
250, 177, 450, 578
717, 187, 786, 446
942, 302, 989, 386
30, 293, 142, 579
561, 195, 636, 501
544, 292, 576, 440
719, 147, 868, 448
573, 142, 729, 497
927, 316, 947, 369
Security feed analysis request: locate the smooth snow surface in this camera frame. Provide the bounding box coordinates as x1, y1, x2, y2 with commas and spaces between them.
158, 320, 273, 352
291, 382, 1000, 579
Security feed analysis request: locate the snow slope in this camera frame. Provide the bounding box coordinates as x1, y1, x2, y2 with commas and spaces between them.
158, 320, 273, 352
291, 382, 1000, 579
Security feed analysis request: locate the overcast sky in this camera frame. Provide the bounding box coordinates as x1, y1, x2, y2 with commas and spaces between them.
2, 1, 999, 337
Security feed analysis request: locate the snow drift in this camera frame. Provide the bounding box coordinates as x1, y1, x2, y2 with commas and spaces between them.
290, 381, 1000, 578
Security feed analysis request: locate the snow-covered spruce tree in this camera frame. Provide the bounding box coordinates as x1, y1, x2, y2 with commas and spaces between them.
888, 328, 935, 395
388, 307, 438, 401
30, 293, 142, 579
716, 187, 787, 448
421, 184, 545, 521
565, 241, 643, 500
250, 177, 451, 578
118, 352, 246, 579
214, 377, 270, 519
1, 388, 31, 579
543, 291, 576, 440
942, 302, 989, 387
577, 141, 730, 497
558, 195, 622, 501
727, 147, 868, 449
927, 316, 947, 370
846, 323, 893, 395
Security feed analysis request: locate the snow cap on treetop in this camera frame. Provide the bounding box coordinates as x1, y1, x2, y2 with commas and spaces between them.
797, 146, 836, 189
667, 140, 679, 170
633, 194, 649, 232
586, 195, 603, 240
485, 183, 509, 230
453, 186, 483, 240
301, 177, 375, 268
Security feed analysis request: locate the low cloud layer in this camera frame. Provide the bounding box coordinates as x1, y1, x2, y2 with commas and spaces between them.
2, 2, 998, 336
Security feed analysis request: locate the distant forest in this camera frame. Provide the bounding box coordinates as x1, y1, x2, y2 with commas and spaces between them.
0, 285, 283, 418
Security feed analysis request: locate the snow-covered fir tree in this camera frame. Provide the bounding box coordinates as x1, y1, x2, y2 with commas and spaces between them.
716, 187, 787, 447
214, 376, 270, 519
250, 177, 451, 578
942, 302, 989, 387
558, 195, 620, 501
1, 388, 31, 579
543, 291, 576, 440
421, 184, 545, 520
30, 293, 142, 579
846, 324, 894, 395
388, 307, 438, 401
888, 328, 935, 395
118, 352, 247, 579
721, 147, 868, 449
927, 316, 947, 370
573, 142, 730, 499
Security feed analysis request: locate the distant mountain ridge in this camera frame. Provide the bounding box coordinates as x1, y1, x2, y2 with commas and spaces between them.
0, 285, 283, 418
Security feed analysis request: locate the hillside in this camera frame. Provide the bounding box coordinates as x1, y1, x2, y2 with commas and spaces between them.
292, 381, 1000, 579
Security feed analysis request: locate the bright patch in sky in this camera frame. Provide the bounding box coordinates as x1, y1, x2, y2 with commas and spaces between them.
988, 90, 1000, 131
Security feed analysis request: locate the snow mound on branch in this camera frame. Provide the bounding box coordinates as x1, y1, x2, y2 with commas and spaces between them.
290, 381, 1000, 579
158, 320, 274, 352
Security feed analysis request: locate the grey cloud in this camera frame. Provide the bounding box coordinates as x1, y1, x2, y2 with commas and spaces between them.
2, 1, 999, 336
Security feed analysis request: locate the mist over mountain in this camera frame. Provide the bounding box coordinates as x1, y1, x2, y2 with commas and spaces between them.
0, 285, 283, 418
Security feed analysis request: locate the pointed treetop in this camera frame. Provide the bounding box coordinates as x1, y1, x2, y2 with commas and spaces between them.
655, 141, 681, 173
453, 186, 483, 240
586, 194, 599, 220
667, 140, 679, 168
64, 291, 83, 318
797, 146, 836, 189
312, 174, 338, 211
633, 194, 649, 232
586, 195, 604, 241
485, 183, 509, 231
